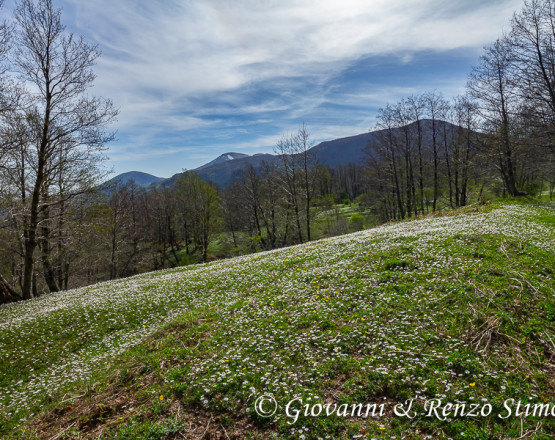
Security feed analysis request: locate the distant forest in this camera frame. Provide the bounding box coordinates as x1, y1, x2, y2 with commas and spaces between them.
0, 0, 554, 303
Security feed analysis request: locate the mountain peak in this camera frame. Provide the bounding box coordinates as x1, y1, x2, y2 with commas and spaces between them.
195, 152, 250, 170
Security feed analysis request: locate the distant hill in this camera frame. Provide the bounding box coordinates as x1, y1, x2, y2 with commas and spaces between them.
105, 171, 165, 188
308, 130, 383, 166
107, 119, 466, 188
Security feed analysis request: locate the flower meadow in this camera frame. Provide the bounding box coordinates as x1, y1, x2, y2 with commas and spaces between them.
0, 203, 554, 439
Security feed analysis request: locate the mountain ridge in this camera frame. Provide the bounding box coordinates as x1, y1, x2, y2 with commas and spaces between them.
108, 119, 464, 188
105, 171, 165, 188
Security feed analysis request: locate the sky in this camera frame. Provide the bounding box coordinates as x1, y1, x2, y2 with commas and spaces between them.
4, 0, 524, 178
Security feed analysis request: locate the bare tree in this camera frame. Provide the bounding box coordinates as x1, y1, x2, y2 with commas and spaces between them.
220, 179, 243, 249
239, 164, 267, 249
509, 0, 555, 194
0, 0, 18, 164
175, 172, 219, 262
392, 99, 417, 216
423, 91, 449, 210
510, 0, 555, 125
374, 105, 405, 219
468, 38, 520, 196
10, 0, 117, 298
259, 161, 284, 248
275, 134, 304, 243
453, 95, 480, 206
295, 124, 315, 241
406, 94, 426, 213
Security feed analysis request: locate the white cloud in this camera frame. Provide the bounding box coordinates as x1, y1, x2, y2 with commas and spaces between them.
3, 0, 524, 174
66, 0, 522, 118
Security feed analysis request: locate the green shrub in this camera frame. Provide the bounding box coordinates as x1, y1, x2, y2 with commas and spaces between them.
348, 213, 365, 231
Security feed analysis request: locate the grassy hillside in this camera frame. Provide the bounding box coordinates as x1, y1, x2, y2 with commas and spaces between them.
0, 202, 553, 439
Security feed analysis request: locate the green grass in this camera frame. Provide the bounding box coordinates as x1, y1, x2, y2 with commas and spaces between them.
0, 202, 553, 439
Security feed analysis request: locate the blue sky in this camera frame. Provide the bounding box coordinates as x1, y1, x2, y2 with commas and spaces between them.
5, 0, 524, 177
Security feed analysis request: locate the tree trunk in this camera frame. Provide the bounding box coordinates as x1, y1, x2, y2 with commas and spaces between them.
443, 124, 454, 208
0, 274, 20, 304
22, 79, 52, 299
22, 144, 46, 299
40, 196, 60, 293
432, 118, 439, 211
416, 119, 425, 213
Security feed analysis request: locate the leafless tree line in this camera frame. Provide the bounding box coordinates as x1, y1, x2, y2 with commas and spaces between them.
366, 92, 486, 220
367, 0, 555, 219
467, 0, 555, 197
